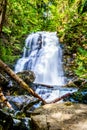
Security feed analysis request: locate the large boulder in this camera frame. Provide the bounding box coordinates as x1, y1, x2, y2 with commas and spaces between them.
17, 70, 35, 83
30, 102, 87, 130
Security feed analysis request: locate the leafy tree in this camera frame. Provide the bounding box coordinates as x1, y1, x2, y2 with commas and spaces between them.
0, 0, 87, 78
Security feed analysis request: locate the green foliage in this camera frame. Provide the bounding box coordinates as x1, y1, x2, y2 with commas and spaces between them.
68, 0, 75, 6
78, 0, 87, 14
54, 0, 87, 78
0, 0, 87, 78
75, 47, 87, 78
5, 0, 56, 37
0, 40, 19, 66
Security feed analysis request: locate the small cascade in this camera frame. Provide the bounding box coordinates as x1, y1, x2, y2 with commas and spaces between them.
15, 31, 76, 102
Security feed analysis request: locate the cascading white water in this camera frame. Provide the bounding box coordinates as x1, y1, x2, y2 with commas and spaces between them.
15, 31, 76, 102
15, 31, 65, 85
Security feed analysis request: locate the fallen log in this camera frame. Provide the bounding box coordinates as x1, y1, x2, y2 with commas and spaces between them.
34, 83, 53, 88
0, 59, 46, 104
49, 93, 72, 103
0, 87, 13, 109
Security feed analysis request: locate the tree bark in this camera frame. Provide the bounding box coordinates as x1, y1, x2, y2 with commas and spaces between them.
49, 93, 72, 103
0, 59, 46, 104
0, 87, 12, 109
0, 0, 7, 35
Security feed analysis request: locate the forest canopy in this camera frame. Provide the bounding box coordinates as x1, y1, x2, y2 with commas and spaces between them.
0, 0, 87, 78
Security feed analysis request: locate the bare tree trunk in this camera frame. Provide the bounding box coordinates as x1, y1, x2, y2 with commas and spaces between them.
0, 59, 46, 104
0, 0, 7, 35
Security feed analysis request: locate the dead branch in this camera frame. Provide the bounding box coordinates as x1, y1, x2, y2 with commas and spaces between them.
49, 93, 72, 103
0, 87, 13, 109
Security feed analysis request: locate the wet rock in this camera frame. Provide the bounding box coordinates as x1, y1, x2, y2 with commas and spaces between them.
0, 109, 13, 130
0, 109, 31, 130
0, 73, 9, 87
66, 81, 87, 103
63, 79, 87, 104
0, 106, 31, 130
13, 119, 21, 129
13, 117, 31, 130
6, 70, 36, 95
6, 95, 39, 111
17, 70, 35, 83
68, 91, 87, 104
30, 103, 87, 130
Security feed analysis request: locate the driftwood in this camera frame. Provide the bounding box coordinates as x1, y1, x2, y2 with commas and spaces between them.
0, 59, 46, 104
49, 93, 72, 103
0, 87, 12, 109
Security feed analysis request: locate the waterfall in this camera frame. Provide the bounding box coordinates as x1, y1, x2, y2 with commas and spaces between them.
15, 31, 76, 102
15, 31, 65, 85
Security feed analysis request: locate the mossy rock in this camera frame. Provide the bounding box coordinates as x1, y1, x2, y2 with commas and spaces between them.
17, 70, 35, 83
